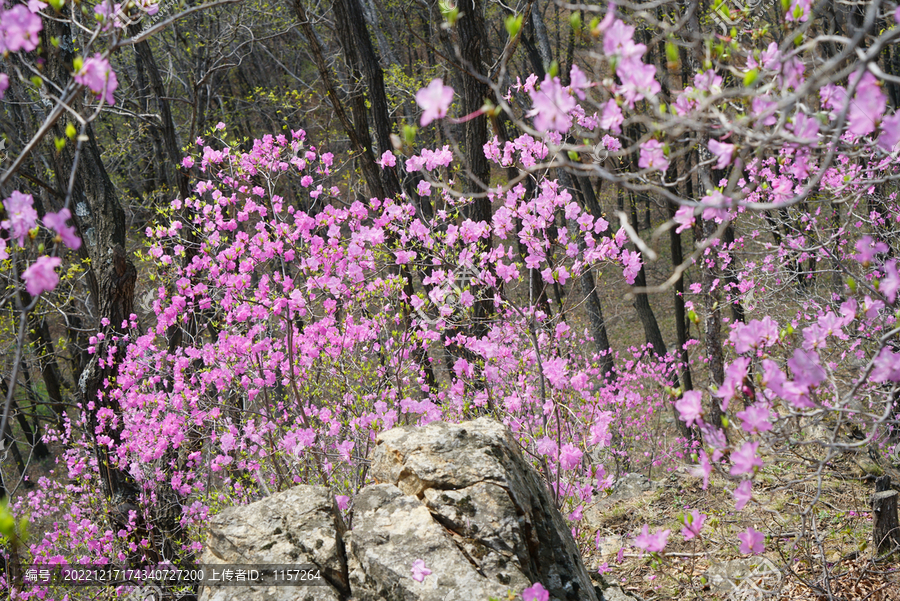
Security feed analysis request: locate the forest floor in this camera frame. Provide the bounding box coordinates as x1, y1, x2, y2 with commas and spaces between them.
581, 443, 900, 601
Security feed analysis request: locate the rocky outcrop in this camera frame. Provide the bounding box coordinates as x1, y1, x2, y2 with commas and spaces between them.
198, 418, 613, 601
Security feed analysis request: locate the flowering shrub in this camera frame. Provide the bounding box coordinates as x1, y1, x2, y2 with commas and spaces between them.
4, 0, 900, 599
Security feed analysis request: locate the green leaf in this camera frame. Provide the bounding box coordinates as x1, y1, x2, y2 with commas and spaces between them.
505, 14, 523, 37
65, 123, 77, 139
402, 124, 417, 145
49, 0, 65, 10
548, 60, 559, 78
54, 137, 66, 152
439, 0, 459, 25
666, 40, 679, 65
567, 150, 580, 161
743, 68, 759, 87
569, 12, 582, 34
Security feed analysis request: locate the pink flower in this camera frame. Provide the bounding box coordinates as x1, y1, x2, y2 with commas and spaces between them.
601, 134, 621, 151
733, 480, 753, 510
43, 208, 82, 249
638, 139, 668, 172
528, 75, 575, 133
522, 582, 549, 601
618, 61, 660, 108
785, 0, 811, 22
74, 54, 118, 105
752, 96, 777, 126
181, 156, 194, 169
674, 206, 695, 233
701, 191, 732, 222
620, 249, 642, 284
872, 347, 900, 384
791, 112, 819, 143
691, 450, 712, 490
675, 391, 703, 428
2, 5, 43, 53
27, 0, 48, 12
633, 524, 670, 553
335, 495, 350, 511
600, 99, 623, 134
22, 256, 62, 296
416, 181, 432, 196
878, 113, 900, 151
787, 348, 826, 388
569, 64, 592, 99
881, 260, 900, 304
536, 436, 558, 457
410, 558, 431, 582
854, 235, 888, 265
694, 70, 723, 94
377, 150, 396, 168
738, 527, 765, 555
416, 78, 454, 126
736, 403, 772, 434
730, 441, 762, 476
3, 190, 38, 245
708, 139, 734, 170
847, 72, 885, 138
559, 444, 583, 471
603, 20, 644, 62
681, 509, 706, 541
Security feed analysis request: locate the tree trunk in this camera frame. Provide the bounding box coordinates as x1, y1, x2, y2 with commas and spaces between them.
42, 6, 141, 534
333, 0, 401, 198
131, 28, 192, 201
873, 475, 900, 554
291, 0, 387, 200
562, 172, 616, 380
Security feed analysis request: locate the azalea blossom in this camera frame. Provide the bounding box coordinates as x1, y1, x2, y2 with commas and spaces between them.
730, 441, 762, 476
733, 480, 753, 510
2, 5, 43, 52
528, 75, 575, 133
416, 78, 454, 126
522, 582, 549, 601
633, 524, 670, 553
75, 54, 118, 105
675, 391, 703, 428
738, 527, 765, 555
708, 139, 735, 169
22, 256, 62, 296
681, 509, 706, 541
410, 559, 431, 582
847, 72, 885, 138
43, 208, 82, 250
638, 139, 668, 172
3, 190, 38, 246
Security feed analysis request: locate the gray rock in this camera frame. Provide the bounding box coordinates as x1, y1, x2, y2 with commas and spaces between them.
346, 484, 512, 601
198, 486, 348, 601
372, 418, 599, 601
606, 473, 657, 503
197, 419, 603, 601
704, 557, 781, 597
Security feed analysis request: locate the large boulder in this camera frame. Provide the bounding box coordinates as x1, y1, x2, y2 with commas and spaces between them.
370, 418, 598, 601
197, 486, 348, 601
198, 418, 600, 601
